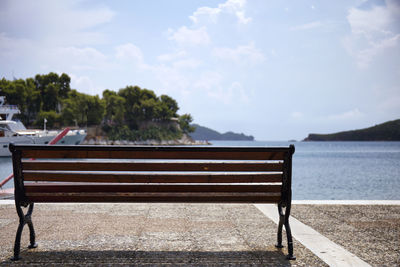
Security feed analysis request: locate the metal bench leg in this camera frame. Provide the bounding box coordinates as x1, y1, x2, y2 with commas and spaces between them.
275, 204, 284, 249
12, 220, 24, 261
26, 204, 38, 249
275, 203, 296, 260
284, 204, 296, 260
11, 203, 37, 261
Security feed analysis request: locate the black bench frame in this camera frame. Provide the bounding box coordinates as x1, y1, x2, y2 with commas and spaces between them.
10, 144, 296, 261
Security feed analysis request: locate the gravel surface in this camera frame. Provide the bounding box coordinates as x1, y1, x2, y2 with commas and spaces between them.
291, 204, 400, 267
0, 203, 326, 266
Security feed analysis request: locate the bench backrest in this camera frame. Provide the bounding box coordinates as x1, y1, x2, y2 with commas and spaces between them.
10, 144, 295, 206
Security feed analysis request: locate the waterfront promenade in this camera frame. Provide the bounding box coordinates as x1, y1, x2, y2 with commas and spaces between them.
0, 200, 398, 266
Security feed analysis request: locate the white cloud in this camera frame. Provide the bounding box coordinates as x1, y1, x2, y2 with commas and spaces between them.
0, 32, 111, 74
168, 26, 210, 46
156, 50, 201, 72
206, 81, 250, 105
213, 43, 265, 65
69, 74, 97, 95
235, 11, 252, 24
61, 46, 106, 62
192, 73, 249, 105
345, 0, 400, 68
347, 5, 391, 38
70, 6, 115, 30
355, 34, 400, 68
190, 7, 221, 24
0, 1, 116, 89
0, 1, 115, 46
150, 64, 192, 95
190, 0, 251, 25
115, 43, 144, 63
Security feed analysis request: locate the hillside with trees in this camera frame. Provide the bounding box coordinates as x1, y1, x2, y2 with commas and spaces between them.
0, 72, 194, 141
189, 124, 254, 141
304, 119, 400, 141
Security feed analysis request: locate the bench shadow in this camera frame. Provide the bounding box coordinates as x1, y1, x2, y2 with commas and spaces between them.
3, 250, 293, 266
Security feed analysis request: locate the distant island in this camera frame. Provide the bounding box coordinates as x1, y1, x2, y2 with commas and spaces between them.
304, 119, 400, 141
190, 124, 254, 141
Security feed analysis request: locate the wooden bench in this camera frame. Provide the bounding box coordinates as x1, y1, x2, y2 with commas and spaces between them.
9, 143, 296, 261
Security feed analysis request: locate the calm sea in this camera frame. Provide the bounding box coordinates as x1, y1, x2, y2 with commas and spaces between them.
1, 141, 399, 200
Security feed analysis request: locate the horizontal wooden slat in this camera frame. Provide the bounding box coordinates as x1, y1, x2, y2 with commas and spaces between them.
23, 172, 282, 183
24, 183, 282, 193
22, 161, 283, 172
25, 192, 281, 203
16, 145, 290, 160
22, 150, 286, 160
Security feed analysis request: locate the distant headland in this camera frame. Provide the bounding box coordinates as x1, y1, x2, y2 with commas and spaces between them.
304, 119, 400, 141
189, 124, 254, 141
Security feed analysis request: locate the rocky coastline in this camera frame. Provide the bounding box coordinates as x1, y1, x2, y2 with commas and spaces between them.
81, 133, 210, 146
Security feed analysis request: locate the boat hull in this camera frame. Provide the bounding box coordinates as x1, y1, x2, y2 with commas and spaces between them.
0, 130, 86, 157
0, 96, 87, 157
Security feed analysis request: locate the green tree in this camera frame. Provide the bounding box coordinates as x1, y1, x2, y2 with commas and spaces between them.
86, 95, 105, 126
24, 78, 41, 125
42, 83, 59, 111
103, 90, 125, 124
159, 95, 179, 119
33, 72, 72, 113
35, 110, 61, 129
179, 114, 195, 133
59, 73, 71, 98
61, 90, 87, 126
118, 86, 141, 128
1, 79, 27, 111
61, 90, 104, 127
141, 98, 161, 120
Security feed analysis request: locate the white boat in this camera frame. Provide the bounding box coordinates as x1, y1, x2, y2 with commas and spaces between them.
0, 96, 87, 157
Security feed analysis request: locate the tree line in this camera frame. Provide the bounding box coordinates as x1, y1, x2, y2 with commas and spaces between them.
0, 72, 194, 141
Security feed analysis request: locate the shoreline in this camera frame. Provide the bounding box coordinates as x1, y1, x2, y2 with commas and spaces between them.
82, 132, 211, 146
81, 138, 211, 146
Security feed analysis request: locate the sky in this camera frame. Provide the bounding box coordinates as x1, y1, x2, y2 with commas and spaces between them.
0, 0, 399, 141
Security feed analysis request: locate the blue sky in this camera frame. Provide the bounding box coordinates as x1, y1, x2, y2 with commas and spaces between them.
1, 0, 399, 140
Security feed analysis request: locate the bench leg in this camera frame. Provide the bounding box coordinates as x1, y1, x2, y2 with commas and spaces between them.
11, 221, 24, 261
275, 205, 284, 249
11, 203, 37, 261
283, 203, 295, 260
275, 203, 296, 260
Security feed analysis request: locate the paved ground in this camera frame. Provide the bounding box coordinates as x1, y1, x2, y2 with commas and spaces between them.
291, 204, 400, 266
0, 203, 324, 266
0, 202, 398, 266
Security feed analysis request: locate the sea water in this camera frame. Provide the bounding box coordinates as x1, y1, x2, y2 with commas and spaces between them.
210, 141, 400, 200
0, 156, 12, 189
1, 141, 399, 200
